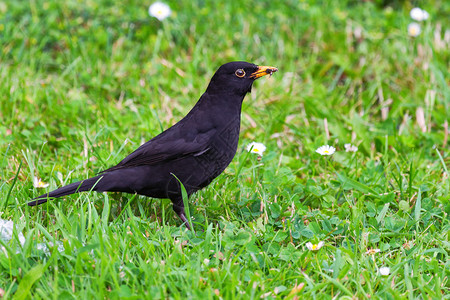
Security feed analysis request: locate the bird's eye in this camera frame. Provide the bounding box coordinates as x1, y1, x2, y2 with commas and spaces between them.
235, 69, 245, 78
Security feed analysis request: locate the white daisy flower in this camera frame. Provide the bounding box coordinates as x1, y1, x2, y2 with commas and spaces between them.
410, 8, 429, 21
33, 176, 49, 188
379, 266, 390, 276
306, 241, 325, 251
148, 2, 171, 21
246, 142, 266, 156
315, 145, 336, 156
408, 23, 421, 37
344, 143, 358, 152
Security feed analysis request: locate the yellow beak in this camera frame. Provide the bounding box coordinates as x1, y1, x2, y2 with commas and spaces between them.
250, 66, 278, 79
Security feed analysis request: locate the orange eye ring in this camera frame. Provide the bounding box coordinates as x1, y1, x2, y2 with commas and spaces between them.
235, 69, 245, 78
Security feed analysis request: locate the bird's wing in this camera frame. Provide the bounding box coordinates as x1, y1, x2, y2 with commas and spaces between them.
101, 127, 214, 172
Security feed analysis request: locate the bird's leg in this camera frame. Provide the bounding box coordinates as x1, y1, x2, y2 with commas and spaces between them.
172, 203, 191, 230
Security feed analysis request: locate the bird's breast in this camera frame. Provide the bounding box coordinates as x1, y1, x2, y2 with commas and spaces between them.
194, 120, 241, 179
213, 116, 241, 155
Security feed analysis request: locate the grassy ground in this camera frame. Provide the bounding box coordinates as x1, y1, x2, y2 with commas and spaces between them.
0, 0, 449, 298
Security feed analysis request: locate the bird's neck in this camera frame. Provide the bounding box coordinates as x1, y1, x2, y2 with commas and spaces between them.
180, 92, 244, 131
197, 91, 245, 114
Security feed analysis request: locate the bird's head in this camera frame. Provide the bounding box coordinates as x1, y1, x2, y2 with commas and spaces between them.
206, 61, 278, 96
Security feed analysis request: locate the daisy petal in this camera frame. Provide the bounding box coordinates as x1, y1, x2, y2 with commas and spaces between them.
149, 2, 171, 21
315, 145, 336, 156
246, 142, 267, 156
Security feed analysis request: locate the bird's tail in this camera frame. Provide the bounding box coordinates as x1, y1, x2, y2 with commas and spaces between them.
28, 175, 103, 206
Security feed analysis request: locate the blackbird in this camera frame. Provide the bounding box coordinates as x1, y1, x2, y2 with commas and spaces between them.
29, 61, 278, 229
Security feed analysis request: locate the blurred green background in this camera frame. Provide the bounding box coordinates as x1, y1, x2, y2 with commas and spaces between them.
0, 0, 448, 298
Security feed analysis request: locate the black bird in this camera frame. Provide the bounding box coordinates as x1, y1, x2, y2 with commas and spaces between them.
29, 61, 278, 229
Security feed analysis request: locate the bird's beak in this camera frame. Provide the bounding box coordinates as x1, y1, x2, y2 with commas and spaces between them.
250, 66, 278, 79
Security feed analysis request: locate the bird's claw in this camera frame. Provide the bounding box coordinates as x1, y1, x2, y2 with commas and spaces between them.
178, 213, 191, 230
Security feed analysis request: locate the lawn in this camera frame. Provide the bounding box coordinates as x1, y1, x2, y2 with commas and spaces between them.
0, 0, 449, 298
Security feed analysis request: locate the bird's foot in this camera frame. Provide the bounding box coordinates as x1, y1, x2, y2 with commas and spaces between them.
178, 213, 191, 230
173, 204, 191, 230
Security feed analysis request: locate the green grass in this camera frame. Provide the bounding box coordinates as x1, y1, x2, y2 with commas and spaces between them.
1, 0, 449, 298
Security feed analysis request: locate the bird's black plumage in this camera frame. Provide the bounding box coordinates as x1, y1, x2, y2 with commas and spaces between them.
29, 61, 278, 229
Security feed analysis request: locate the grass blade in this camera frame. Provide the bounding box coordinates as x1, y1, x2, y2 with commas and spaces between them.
376, 203, 390, 225
13, 264, 45, 300
415, 189, 422, 231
